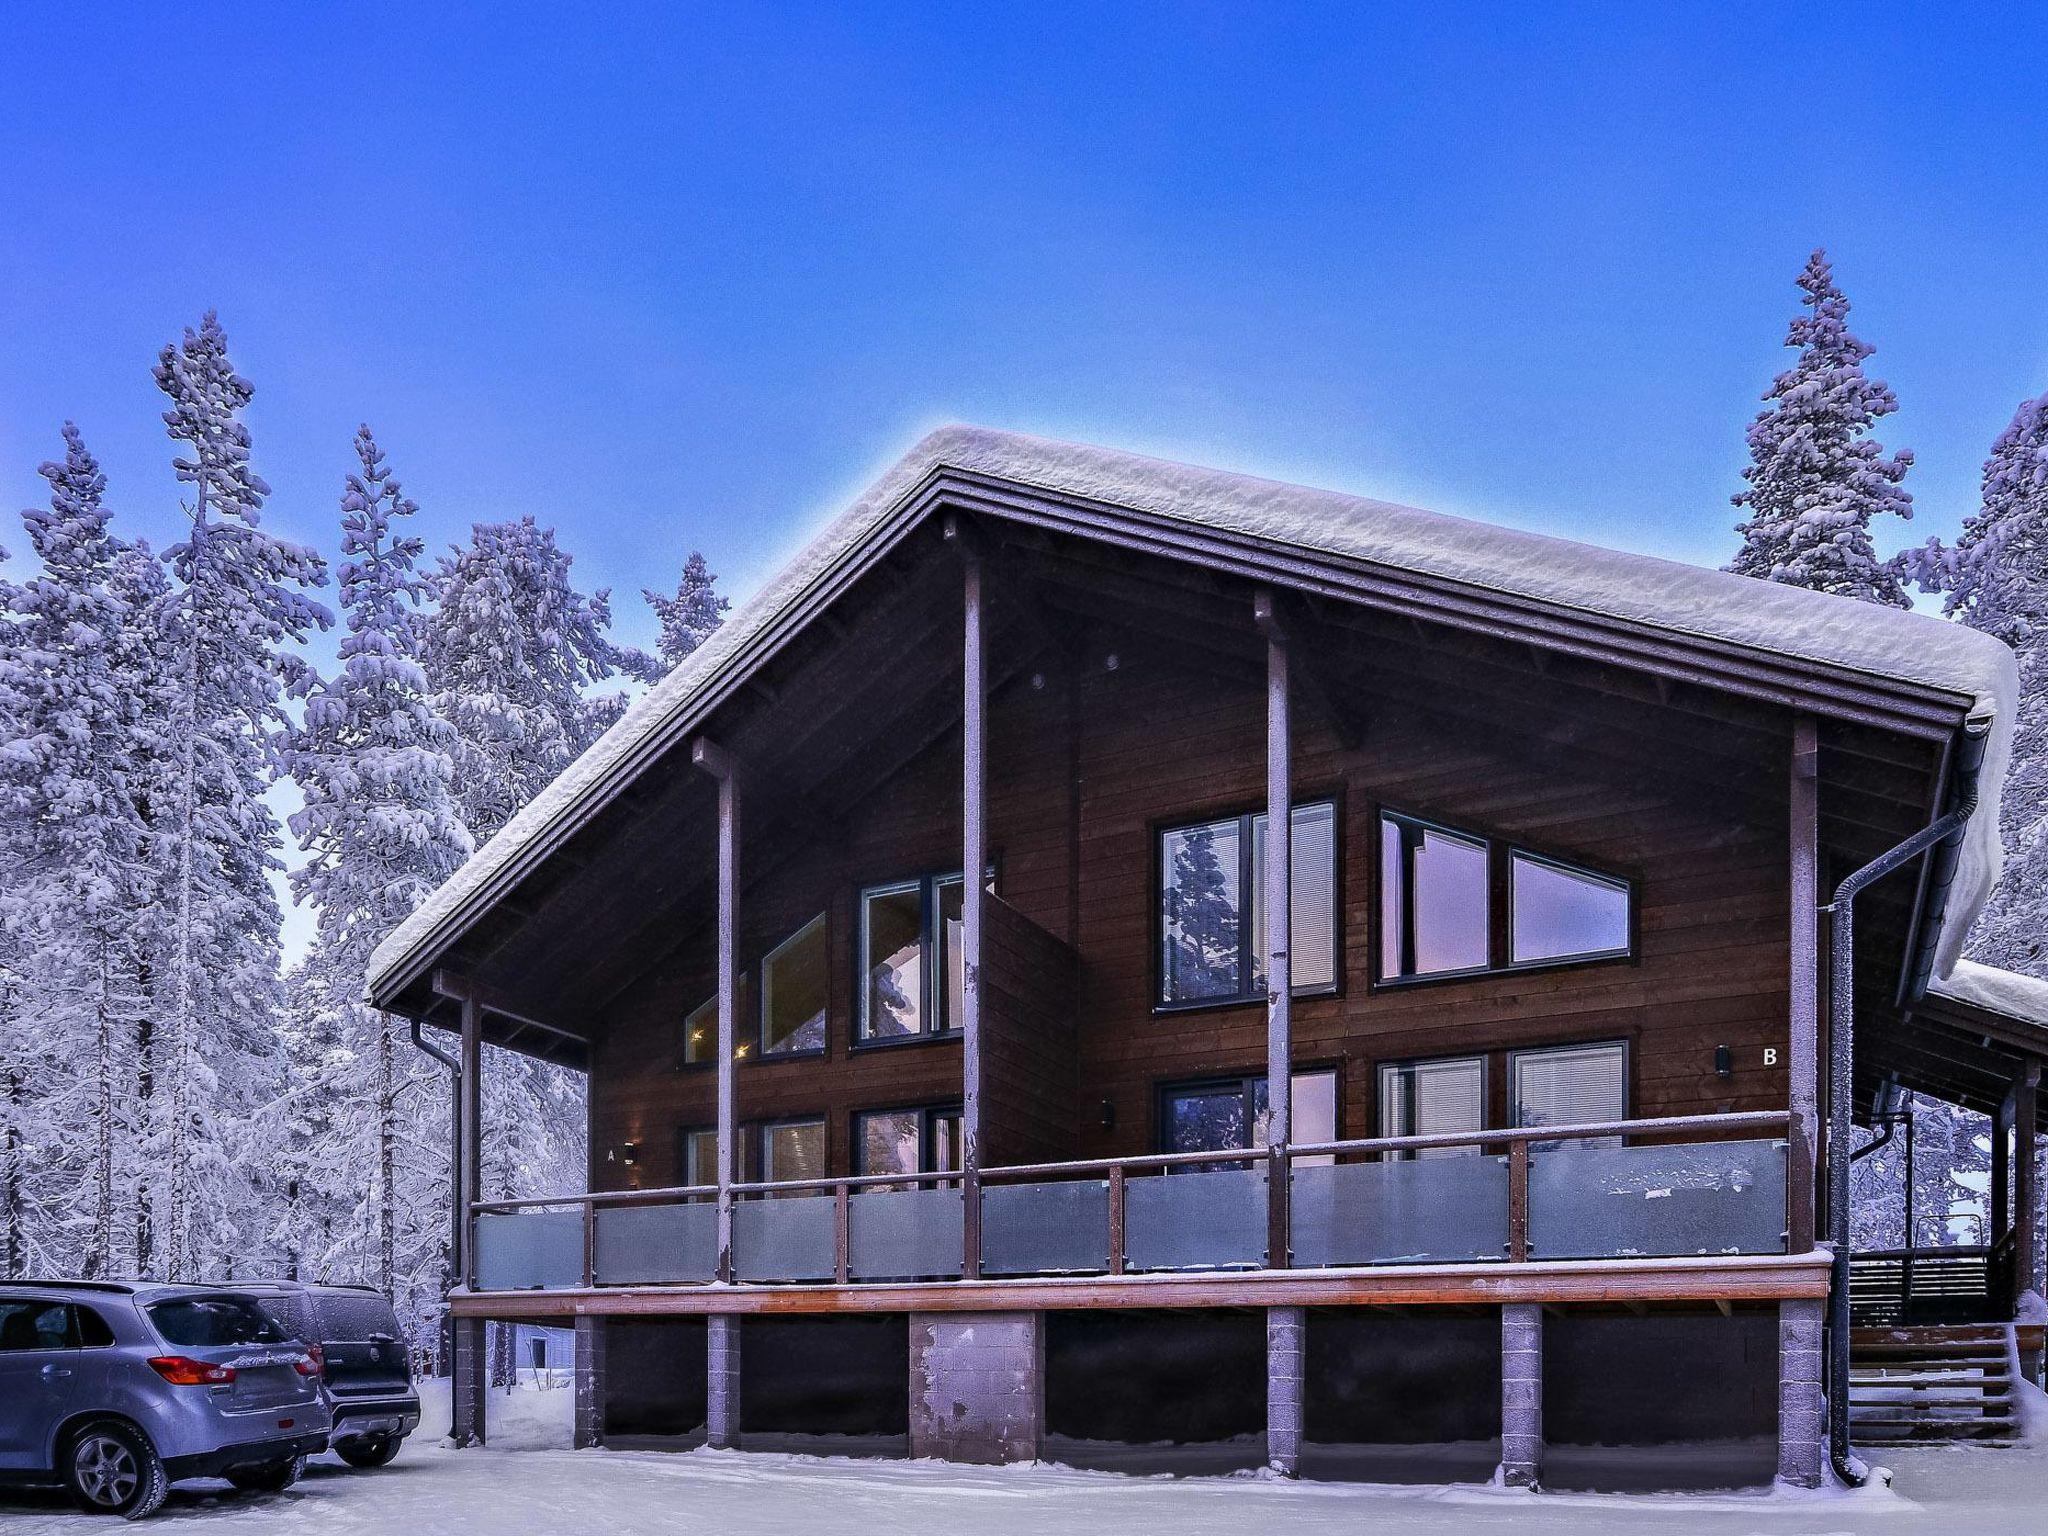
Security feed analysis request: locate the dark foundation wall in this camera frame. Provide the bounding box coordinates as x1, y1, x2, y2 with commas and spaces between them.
603, 1319, 706, 1440
1545, 1309, 1777, 1445
1046, 1310, 1265, 1445
741, 1316, 908, 1437
1306, 1310, 1499, 1443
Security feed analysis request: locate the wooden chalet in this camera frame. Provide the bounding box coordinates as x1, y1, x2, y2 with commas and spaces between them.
367, 427, 2047, 1489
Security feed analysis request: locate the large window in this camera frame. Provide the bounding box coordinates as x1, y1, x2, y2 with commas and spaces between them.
859, 874, 966, 1042
761, 915, 828, 1056
854, 1105, 962, 1187
1377, 810, 1632, 983
1375, 1041, 1629, 1155
682, 1116, 828, 1187
1159, 801, 1337, 1008
681, 972, 753, 1066
1159, 1069, 1338, 1167
1511, 1040, 1627, 1146
1377, 1055, 1487, 1159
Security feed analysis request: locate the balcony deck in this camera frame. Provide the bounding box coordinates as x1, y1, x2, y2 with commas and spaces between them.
460, 1111, 1811, 1318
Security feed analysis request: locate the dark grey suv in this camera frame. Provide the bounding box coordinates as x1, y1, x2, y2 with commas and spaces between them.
238, 1283, 421, 1468
0, 1281, 330, 1519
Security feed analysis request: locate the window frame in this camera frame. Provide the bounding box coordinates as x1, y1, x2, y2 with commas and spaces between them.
1375, 1052, 1490, 1160
1152, 796, 1343, 1015
1506, 1038, 1632, 1146
758, 912, 830, 1061
855, 871, 969, 1047
1153, 1064, 1344, 1163
851, 1102, 964, 1179
1370, 803, 1637, 991
759, 1114, 830, 1184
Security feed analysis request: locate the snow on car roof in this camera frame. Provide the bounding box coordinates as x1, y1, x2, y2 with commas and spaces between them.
367, 425, 2018, 1000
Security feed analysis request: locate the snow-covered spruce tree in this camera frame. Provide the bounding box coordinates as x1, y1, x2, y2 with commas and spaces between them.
643, 549, 729, 669
0, 427, 156, 1278
280, 428, 471, 1335
423, 516, 658, 842
150, 313, 329, 1280
1908, 393, 2048, 977
1727, 250, 1915, 606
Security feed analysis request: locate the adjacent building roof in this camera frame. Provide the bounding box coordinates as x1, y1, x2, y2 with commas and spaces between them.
366, 425, 2020, 1007
1931, 959, 2048, 1033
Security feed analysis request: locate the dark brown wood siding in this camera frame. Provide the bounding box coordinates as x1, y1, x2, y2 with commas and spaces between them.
588, 620, 1791, 1193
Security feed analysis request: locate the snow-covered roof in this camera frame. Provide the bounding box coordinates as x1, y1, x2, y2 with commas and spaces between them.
366, 425, 2019, 1003
1929, 959, 2048, 1032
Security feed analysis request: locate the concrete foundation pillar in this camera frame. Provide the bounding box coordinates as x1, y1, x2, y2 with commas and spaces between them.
908, 1312, 1043, 1464
1266, 1305, 1304, 1475
451, 1316, 487, 1448
706, 1314, 741, 1449
1499, 1303, 1542, 1488
1777, 1298, 1825, 1488
574, 1315, 606, 1450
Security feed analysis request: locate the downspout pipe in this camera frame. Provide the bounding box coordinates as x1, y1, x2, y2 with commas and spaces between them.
1822, 765, 1981, 1485
408, 1019, 463, 1366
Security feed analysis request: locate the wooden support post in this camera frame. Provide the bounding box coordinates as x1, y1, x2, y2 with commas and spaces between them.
834, 1182, 851, 1285
1508, 1140, 1531, 1262
1255, 590, 1292, 1270
694, 737, 740, 1286
961, 544, 987, 1281
1788, 716, 1820, 1253
1107, 1166, 1127, 1276
1993, 1090, 2014, 1254
2017, 1063, 2040, 1315
458, 996, 483, 1290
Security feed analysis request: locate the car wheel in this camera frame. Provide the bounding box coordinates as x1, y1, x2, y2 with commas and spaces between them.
64, 1420, 169, 1521
337, 1434, 402, 1468
225, 1453, 305, 1493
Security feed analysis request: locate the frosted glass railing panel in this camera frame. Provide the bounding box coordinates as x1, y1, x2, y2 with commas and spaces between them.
982, 1180, 1111, 1275
1126, 1169, 1266, 1272
594, 1202, 716, 1285
474, 1210, 583, 1291
735, 1194, 835, 1282
1291, 1157, 1510, 1267
1529, 1139, 1788, 1260
849, 1187, 964, 1281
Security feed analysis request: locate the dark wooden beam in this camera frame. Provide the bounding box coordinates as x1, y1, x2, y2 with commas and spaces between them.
693, 736, 741, 1287
1256, 587, 1294, 1270
1788, 715, 1820, 1253
960, 544, 987, 1280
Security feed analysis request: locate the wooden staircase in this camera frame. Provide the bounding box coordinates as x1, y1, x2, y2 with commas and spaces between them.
1849, 1325, 2035, 1446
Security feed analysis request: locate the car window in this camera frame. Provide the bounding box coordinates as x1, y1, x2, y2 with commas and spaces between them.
146, 1296, 289, 1347
311, 1293, 401, 1341
252, 1293, 317, 1341
75, 1305, 115, 1348
0, 1300, 75, 1351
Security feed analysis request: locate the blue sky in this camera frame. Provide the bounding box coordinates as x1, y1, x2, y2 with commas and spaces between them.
4, 4, 2046, 951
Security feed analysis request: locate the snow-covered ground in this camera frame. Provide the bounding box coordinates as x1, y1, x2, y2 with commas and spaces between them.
2, 1381, 2046, 1533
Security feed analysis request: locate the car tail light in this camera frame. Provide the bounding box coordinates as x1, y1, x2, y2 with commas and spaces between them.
294, 1345, 324, 1377
149, 1355, 236, 1386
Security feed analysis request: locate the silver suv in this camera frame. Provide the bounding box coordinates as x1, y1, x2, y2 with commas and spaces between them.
0, 1281, 331, 1519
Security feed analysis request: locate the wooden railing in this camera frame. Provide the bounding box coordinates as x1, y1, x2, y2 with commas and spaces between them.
467, 1110, 1793, 1292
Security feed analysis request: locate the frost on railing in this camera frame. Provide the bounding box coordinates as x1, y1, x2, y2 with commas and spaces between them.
1527, 1139, 1788, 1259
982, 1179, 1111, 1275
595, 1202, 716, 1285
1292, 1157, 1511, 1267
1126, 1168, 1267, 1271
474, 1209, 583, 1291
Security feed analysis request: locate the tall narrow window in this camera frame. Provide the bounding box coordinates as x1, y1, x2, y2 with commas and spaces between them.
1511, 1041, 1627, 1145
1378, 1056, 1487, 1159
761, 915, 828, 1055
1379, 814, 1489, 980
1511, 854, 1630, 965
858, 873, 969, 1042
1159, 802, 1338, 1007
762, 1117, 827, 1183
